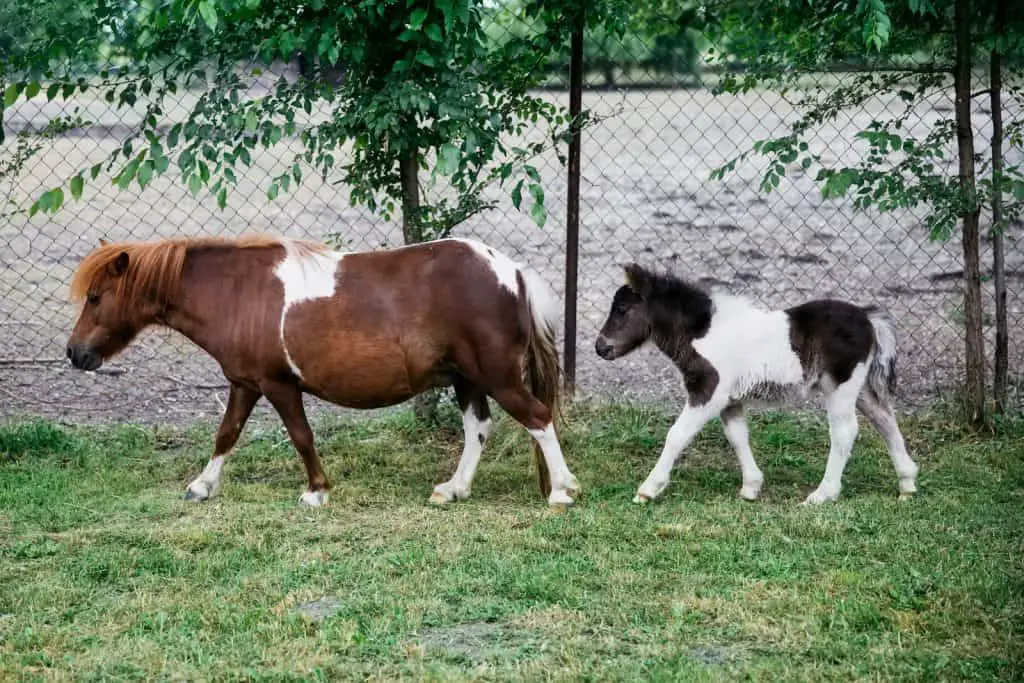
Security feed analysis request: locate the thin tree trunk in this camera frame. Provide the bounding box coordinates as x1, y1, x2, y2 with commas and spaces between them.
400, 146, 441, 422
990, 0, 1009, 413
954, 0, 986, 425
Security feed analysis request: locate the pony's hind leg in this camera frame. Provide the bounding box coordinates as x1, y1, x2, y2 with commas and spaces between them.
261, 381, 331, 507
856, 391, 918, 499
185, 383, 261, 502
804, 366, 866, 505
430, 379, 492, 504
635, 397, 724, 503
721, 402, 764, 501
488, 383, 579, 507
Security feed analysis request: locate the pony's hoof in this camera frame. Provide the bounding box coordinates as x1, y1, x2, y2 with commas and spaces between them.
739, 484, 761, 501
299, 489, 329, 507
563, 476, 582, 498
632, 493, 651, 505
547, 489, 575, 507
898, 491, 915, 501
430, 483, 469, 505
183, 481, 216, 502
429, 491, 449, 505
801, 489, 838, 505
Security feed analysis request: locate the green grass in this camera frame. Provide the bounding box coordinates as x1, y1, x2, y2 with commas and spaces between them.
1, 402, 1022, 681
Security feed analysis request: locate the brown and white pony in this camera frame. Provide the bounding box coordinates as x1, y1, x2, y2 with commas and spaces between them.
66, 235, 580, 507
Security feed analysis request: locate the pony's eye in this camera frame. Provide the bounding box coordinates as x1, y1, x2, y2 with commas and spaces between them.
87, 293, 100, 305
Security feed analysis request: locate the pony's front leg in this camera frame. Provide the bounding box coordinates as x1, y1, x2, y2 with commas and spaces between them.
185, 383, 261, 501
262, 381, 331, 507
431, 384, 491, 504
635, 399, 722, 504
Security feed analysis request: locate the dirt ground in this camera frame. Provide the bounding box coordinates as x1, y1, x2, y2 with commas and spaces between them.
2, 82, 1021, 425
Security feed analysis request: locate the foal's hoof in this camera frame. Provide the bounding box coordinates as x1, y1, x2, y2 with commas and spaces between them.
183, 489, 204, 502
739, 484, 761, 501
547, 489, 576, 507
632, 493, 651, 505
299, 490, 329, 507
801, 488, 839, 505
898, 491, 915, 501
429, 491, 450, 505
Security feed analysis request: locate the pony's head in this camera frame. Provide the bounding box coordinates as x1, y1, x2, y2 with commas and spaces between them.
595, 264, 654, 360
66, 240, 185, 370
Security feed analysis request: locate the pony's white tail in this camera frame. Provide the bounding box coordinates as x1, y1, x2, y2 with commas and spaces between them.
520, 268, 561, 498
866, 306, 898, 399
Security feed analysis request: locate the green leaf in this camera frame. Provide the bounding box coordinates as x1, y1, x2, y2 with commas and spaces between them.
217, 187, 227, 209
424, 23, 442, 42
408, 8, 428, 29
188, 174, 203, 196
266, 182, 279, 201
414, 51, 436, 67
198, 0, 218, 30
90, 164, 102, 180
70, 175, 84, 201
511, 180, 523, 210
437, 143, 460, 176
4, 83, 21, 106
138, 161, 155, 189
24, 81, 41, 100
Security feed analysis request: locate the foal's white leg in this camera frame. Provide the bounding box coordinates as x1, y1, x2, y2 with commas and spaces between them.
431, 407, 492, 504
635, 399, 723, 503
528, 424, 580, 506
185, 454, 227, 501
857, 393, 919, 499
721, 403, 764, 501
804, 366, 866, 505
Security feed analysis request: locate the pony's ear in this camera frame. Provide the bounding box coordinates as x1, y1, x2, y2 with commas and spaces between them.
107, 251, 129, 277
623, 263, 652, 297
99, 238, 108, 246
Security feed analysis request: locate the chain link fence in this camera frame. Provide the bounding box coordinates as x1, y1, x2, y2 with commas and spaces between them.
2, 23, 1022, 424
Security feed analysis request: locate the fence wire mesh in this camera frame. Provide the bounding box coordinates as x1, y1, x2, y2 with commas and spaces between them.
2, 23, 1022, 424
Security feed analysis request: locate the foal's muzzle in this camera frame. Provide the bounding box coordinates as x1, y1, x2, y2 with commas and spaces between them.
595, 336, 616, 360
67, 344, 103, 371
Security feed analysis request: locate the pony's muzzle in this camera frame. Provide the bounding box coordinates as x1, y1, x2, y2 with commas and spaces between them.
67, 344, 102, 371
595, 336, 616, 360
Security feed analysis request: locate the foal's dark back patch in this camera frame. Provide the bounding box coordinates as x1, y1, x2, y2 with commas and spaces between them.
786, 300, 874, 385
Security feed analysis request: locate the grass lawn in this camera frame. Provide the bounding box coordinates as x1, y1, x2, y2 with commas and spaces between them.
1, 401, 1022, 681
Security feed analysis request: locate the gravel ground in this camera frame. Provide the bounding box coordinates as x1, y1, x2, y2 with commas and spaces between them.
2, 81, 1021, 425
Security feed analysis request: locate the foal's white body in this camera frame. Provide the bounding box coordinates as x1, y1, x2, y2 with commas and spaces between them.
634, 292, 919, 505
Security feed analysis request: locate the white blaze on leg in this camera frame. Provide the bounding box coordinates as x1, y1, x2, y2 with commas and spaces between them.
721, 408, 764, 501
272, 239, 346, 380
804, 363, 866, 505
431, 408, 492, 504
185, 454, 227, 501
299, 489, 329, 507
528, 424, 580, 506
635, 400, 721, 503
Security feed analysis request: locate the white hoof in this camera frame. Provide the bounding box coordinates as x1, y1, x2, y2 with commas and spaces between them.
184, 480, 219, 502
562, 474, 582, 498
547, 489, 575, 507
430, 482, 470, 505
802, 487, 839, 505
898, 477, 917, 498
632, 493, 651, 505
739, 482, 762, 501
299, 489, 329, 507
898, 491, 915, 501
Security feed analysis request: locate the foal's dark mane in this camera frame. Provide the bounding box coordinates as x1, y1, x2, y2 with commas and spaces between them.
69, 235, 325, 310
628, 265, 714, 341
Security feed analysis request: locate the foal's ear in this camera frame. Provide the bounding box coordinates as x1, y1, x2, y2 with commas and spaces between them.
107, 251, 129, 277
623, 263, 652, 297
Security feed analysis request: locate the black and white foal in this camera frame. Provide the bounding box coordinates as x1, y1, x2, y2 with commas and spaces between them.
595, 264, 919, 505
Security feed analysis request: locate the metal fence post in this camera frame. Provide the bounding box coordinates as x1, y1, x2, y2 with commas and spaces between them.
564, 10, 584, 395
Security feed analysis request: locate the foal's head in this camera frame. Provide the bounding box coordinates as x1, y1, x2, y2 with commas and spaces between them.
66, 240, 185, 370
595, 264, 713, 360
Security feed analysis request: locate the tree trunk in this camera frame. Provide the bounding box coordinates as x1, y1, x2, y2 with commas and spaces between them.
953, 0, 986, 425
990, 1, 1009, 413
400, 146, 441, 423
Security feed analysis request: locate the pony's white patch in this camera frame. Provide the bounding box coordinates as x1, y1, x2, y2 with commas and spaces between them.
693, 294, 805, 402
528, 424, 580, 505
299, 489, 329, 507
273, 239, 346, 379
185, 454, 227, 501
456, 238, 521, 295
432, 409, 492, 503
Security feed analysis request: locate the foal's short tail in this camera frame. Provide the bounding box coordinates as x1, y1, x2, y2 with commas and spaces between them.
521, 268, 561, 498
866, 306, 898, 399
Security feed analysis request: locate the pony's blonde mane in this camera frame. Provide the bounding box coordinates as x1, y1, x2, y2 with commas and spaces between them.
69, 234, 324, 305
